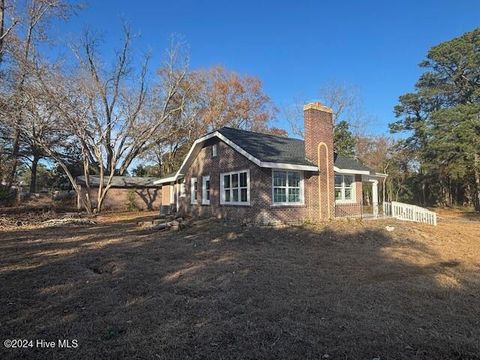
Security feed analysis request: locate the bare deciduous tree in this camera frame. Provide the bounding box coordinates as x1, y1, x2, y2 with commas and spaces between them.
286, 81, 366, 138
27, 29, 190, 213
144, 65, 279, 175
0, 0, 19, 66
1, 0, 74, 189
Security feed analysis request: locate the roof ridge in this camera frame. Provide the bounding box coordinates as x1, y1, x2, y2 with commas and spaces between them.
79, 175, 160, 179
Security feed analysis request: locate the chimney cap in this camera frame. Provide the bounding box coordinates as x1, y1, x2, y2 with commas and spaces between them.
303, 102, 333, 113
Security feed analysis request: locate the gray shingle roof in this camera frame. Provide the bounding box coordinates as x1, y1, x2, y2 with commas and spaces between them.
217, 127, 374, 173
217, 127, 314, 166
76, 176, 161, 188
334, 153, 373, 173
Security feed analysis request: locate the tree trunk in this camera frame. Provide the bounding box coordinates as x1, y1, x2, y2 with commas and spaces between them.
81, 155, 93, 214
6, 127, 21, 188
421, 182, 426, 206
474, 154, 480, 212
6, 4, 36, 189
29, 155, 40, 193
442, 180, 451, 207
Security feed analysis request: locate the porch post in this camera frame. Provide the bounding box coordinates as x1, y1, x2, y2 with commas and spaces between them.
372, 180, 379, 218
175, 181, 179, 213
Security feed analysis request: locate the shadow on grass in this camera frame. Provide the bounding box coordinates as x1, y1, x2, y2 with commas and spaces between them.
0, 217, 479, 360
459, 211, 480, 221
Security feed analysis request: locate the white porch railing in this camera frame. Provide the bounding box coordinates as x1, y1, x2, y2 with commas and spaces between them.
383, 201, 437, 226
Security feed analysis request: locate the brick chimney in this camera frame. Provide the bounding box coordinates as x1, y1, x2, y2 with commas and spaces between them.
304, 102, 334, 164
303, 102, 334, 220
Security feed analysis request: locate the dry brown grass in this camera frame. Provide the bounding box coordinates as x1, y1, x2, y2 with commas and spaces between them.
0, 210, 479, 359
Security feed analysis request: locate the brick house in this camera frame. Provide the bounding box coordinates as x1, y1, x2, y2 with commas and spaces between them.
155, 103, 386, 224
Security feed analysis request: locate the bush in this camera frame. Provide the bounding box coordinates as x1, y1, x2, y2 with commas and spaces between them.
0, 186, 17, 207
126, 189, 138, 211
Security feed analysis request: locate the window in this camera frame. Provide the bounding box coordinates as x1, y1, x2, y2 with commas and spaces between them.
335, 175, 354, 202
190, 178, 198, 204
202, 176, 210, 205
272, 170, 303, 205
211, 144, 218, 158
180, 182, 186, 197
220, 170, 250, 205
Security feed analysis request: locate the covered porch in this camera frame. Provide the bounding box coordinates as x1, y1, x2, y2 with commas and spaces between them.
334, 172, 387, 219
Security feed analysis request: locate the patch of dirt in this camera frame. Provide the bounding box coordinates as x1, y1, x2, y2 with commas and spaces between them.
88, 260, 120, 275
0, 209, 479, 359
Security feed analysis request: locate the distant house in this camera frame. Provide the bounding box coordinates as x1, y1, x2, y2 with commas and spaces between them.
75, 176, 162, 211
155, 103, 386, 224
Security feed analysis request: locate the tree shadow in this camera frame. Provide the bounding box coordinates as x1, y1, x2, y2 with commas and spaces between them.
134, 189, 159, 211
0, 218, 479, 359
435, 207, 480, 223
457, 211, 480, 222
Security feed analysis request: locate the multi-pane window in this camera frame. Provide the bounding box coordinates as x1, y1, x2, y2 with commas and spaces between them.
220, 170, 249, 205
335, 175, 354, 202
272, 170, 302, 204
190, 178, 198, 204
202, 176, 210, 205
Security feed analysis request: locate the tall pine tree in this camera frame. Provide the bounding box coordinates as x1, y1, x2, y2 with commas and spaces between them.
390, 28, 480, 210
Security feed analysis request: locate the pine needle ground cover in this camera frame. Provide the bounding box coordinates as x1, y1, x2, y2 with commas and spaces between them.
1, 210, 479, 359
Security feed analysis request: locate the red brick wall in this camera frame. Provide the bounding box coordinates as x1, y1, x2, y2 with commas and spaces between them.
178, 139, 317, 224
334, 174, 363, 217
80, 187, 162, 211
355, 174, 363, 203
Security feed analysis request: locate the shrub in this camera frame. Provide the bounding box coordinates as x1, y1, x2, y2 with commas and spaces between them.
0, 186, 17, 207
126, 189, 138, 211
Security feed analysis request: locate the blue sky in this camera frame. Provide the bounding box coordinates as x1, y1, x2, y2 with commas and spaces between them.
58, 0, 479, 136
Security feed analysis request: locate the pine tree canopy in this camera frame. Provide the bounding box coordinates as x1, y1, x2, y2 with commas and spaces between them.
390, 28, 480, 210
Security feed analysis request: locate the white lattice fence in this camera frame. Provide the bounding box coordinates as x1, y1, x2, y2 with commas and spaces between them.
383, 201, 437, 226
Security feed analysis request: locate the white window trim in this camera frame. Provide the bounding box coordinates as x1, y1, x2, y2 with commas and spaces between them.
202, 176, 210, 205
335, 174, 356, 204
180, 182, 186, 197
190, 177, 198, 205
271, 169, 305, 206
169, 184, 175, 204
211, 144, 218, 158
220, 169, 250, 206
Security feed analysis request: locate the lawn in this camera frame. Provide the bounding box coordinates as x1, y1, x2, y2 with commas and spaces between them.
0, 210, 479, 359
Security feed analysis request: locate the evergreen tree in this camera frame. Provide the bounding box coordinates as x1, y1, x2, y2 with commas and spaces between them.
333, 120, 356, 157
391, 28, 480, 210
